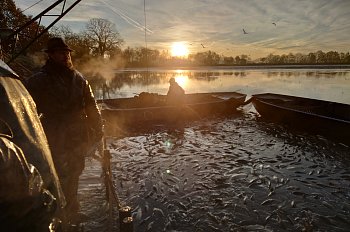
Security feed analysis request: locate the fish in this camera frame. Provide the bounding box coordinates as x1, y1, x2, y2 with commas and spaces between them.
177, 201, 188, 211
152, 208, 165, 217
139, 215, 152, 225
291, 200, 295, 207
207, 212, 221, 224
144, 202, 150, 212
146, 221, 154, 231
261, 198, 276, 205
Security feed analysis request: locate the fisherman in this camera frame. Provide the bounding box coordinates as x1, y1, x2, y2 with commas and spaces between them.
167, 77, 185, 105
0, 59, 64, 231
26, 37, 103, 223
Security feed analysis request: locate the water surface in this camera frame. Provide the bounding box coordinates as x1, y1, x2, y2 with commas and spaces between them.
89, 67, 350, 104
79, 67, 350, 231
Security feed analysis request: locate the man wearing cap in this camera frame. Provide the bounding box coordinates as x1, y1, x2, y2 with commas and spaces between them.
26, 37, 103, 223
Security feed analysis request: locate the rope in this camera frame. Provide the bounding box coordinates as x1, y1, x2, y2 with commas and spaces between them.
19, 0, 45, 14
144, 0, 149, 91
144, 0, 148, 52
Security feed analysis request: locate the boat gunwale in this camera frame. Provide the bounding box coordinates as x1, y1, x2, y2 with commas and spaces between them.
99, 92, 246, 111
252, 93, 350, 124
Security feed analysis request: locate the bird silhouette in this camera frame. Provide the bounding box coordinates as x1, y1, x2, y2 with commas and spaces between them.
200, 43, 206, 48
243, 29, 248, 34
272, 22, 276, 26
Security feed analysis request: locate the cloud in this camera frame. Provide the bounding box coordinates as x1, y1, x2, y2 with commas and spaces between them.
13, 0, 350, 58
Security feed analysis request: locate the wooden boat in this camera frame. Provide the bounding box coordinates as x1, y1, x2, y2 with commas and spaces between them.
251, 93, 350, 145
98, 92, 246, 133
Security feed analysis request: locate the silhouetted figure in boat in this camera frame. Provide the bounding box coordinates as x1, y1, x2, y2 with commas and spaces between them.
167, 78, 185, 105
166, 78, 186, 130
26, 37, 103, 224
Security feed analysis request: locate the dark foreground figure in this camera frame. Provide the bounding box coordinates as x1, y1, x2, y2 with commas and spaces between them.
26, 37, 103, 223
0, 133, 57, 231
0, 60, 65, 231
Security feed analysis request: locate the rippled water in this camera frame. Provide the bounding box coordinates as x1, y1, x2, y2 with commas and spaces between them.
78, 106, 350, 231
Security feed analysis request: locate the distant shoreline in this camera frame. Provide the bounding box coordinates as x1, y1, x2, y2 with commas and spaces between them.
119, 64, 350, 72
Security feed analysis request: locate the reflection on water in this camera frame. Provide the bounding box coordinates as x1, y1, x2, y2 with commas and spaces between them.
87, 68, 350, 104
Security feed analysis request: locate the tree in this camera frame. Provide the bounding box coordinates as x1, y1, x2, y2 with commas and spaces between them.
192, 51, 220, 65
325, 51, 340, 64
0, 0, 49, 56
343, 52, 350, 64
315, 50, 326, 64
223, 56, 234, 65
295, 53, 306, 64
235, 56, 241, 64
266, 54, 280, 64
82, 18, 124, 57
286, 53, 295, 64
307, 52, 316, 64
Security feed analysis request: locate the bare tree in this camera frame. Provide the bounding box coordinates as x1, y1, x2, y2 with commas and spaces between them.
82, 18, 124, 57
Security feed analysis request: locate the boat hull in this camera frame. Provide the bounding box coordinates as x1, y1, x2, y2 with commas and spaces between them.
252, 93, 350, 145
98, 92, 246, 134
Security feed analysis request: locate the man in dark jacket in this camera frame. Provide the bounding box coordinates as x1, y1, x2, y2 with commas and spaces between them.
26, 37, 103, 223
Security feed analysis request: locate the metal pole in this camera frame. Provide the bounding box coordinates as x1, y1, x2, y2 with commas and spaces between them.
6, 0, 82, 64
103, 137, 134, 232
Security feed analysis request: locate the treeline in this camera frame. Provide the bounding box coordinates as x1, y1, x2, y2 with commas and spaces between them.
1, 0, 350, 72
258, 51, 350, 65
107, 48, 350, 67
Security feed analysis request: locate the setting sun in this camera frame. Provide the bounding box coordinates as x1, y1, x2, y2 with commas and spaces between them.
171, 42, 189, 57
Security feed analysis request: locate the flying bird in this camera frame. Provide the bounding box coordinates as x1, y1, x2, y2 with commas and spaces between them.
200, 43, 206, 48
272, 22, 276, 26
243, 29, 248, 34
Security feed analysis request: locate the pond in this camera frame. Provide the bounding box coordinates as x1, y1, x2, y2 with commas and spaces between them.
78, 67, 350, 232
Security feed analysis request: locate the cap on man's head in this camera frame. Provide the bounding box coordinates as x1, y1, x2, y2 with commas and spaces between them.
169, 78, 176, 83
44, 37, 73, 53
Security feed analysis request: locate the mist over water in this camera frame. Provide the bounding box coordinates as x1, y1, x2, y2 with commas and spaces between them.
78, 67, 350, 231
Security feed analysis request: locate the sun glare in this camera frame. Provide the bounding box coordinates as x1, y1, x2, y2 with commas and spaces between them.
173, 73, 188, 87
171, 42, 189, 57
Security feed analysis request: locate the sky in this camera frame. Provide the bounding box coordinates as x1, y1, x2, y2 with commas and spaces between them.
13, 0, 350, 59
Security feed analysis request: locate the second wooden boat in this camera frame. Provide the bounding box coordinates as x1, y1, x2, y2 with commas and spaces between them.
251, 93, 350, 145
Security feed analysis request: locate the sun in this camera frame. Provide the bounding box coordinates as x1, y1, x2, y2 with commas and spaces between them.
171, 42, 189, 57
